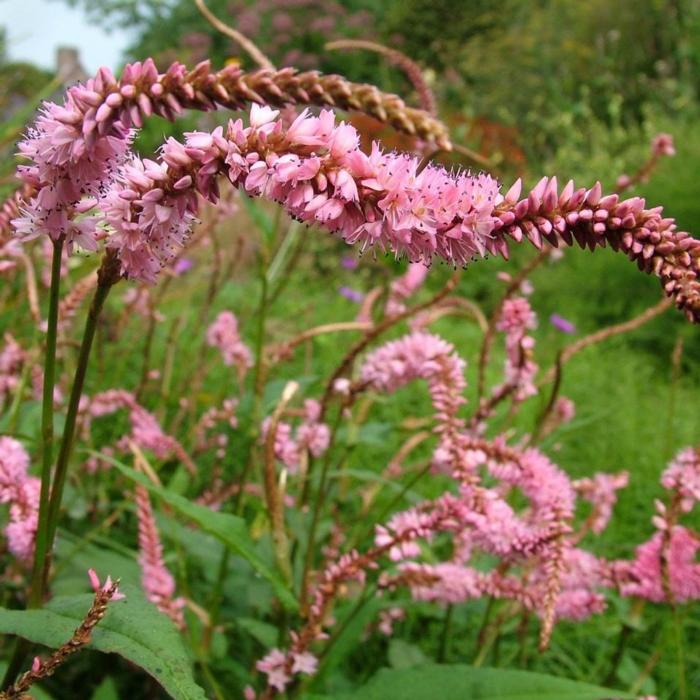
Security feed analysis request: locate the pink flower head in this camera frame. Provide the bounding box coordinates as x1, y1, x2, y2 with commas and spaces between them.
651, 133, 675, 157
615, 527, 700, 603
206, 311, 253, 377
494, 297, 538, 402
256, 648, 291, 693
0, 437, 39, 562
88, 568, 126, 601
386, 262, 429, 316
575, 471, 629, 534
661, 446, 700, 512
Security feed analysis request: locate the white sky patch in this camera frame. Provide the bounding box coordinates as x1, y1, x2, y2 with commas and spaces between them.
1, 0, 133, 73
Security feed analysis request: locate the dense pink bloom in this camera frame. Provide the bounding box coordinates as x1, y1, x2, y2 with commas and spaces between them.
494, 297, 538, 402
0, 333, 26, 405
296, 399, 331, 457
546, 548, 607, 621
88, 568, 126, 601
0, 437, 39, 562
385, 262, 429, 316
261, 398, 330, 472
13, 63, 700, 319
134, 485, 185, 627
82, 389, 195, 472
261, 418, 299, 470
96, 106, 500, 282
651, 133, 675, 157
12, 93, 132, 251
661, 446, 700, 512
256, 649, 292, 692
575, 471, 629, 534
206, 311, 253, 377
361, 331, 466, 427
614, 527, 700, 603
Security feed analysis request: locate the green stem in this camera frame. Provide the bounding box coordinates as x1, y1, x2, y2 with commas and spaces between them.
472, 597, 497, 666
437, 604, 454, 662
234, 252, 269, 515
42, 252, 119, 587
2, 240, 64, 690
672, 605, 687, 700
603, 621, 632, 686
28, 237, 63, 608
299, 409, 343, 605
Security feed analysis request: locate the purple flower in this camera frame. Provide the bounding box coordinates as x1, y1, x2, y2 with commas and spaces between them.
550, 313, 576, 334
338, 286, 363, 303
341, 255, 359, 270
173, 257, 193, 275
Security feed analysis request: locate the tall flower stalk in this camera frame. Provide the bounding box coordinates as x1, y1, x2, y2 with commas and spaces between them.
28, 237, 64, 609
43, 252, 121, 564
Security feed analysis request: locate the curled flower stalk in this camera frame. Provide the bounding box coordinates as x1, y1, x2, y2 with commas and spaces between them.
47, 107, 697, 323
10, 57, 450, 225
491, 178, 700, 322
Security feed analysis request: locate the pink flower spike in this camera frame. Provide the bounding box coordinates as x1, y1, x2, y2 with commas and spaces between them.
88, 569, 125, 601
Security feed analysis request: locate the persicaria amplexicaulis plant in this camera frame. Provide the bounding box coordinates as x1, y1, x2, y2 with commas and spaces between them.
0, 39, 698, 700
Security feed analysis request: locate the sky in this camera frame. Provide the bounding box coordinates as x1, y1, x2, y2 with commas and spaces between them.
1, 0, 133, 73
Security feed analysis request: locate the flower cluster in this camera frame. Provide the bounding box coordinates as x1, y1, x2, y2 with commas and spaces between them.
261, 399, 330, 472
96, 105, 499, 282
0, 437, 40, 562
80, 389, 196, 473
0, 333, 26, 406
493, 296, 538, 403
12, 67, 700, 322
385, 262, 429, 317
206, 310, 253, 379
574, 471, 630, 535
9, 57, 448, 251
134, 485, 186, 628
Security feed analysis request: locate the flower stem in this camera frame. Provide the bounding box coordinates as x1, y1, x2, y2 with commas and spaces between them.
28, 237, 63, 609
299, 408, 343, 606
2, 239, 65, 690
42, 250, 120, 589
234, 249, 269, 515
437, 604, 454, 662
672, 605, 687, 700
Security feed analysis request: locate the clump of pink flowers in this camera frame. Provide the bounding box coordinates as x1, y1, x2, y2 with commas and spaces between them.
12, 65, 700, 320
0, 437, 40, 562
206, 310, 253, 379
261, 399, 330, 473
80, 389, 196, 473
134, 485, 186, 628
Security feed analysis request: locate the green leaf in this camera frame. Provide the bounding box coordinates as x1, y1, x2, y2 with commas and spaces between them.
0, 586, 206, 700
108, 458, 298, 611
387, 639, 430, 669
342, 665, 635, 700
90, 677, 119, 700
236, 617, 278, 648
